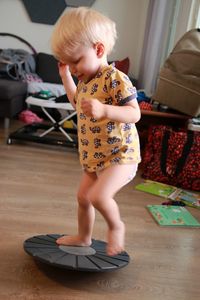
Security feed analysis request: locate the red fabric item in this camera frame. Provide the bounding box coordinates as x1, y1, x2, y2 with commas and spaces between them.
139, 101, 153, 111
142, 125, 200, 191
19, 110, 43, 124
114, 57, 130, 75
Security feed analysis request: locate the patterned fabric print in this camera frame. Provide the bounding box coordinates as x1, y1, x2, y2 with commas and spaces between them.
75, 64, 141, 172
142, 126, 200, 191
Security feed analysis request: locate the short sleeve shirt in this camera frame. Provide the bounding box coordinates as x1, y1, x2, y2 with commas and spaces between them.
75, 64, 141, 172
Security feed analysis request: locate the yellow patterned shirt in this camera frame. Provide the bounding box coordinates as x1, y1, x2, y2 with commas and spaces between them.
75, 64, 141, 172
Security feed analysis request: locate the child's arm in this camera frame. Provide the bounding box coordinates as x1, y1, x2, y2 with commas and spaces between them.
58, 63, 77, 109
81, 98, 141, 123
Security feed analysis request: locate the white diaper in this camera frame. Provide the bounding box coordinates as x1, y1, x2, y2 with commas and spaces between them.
124, 163, 138, 185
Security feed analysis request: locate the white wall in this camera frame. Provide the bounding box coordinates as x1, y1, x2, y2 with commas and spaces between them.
92, 0, 149, 78
0, 0, 149, 78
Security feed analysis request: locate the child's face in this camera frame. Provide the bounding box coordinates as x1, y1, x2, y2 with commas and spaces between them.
65, 44, 104, 82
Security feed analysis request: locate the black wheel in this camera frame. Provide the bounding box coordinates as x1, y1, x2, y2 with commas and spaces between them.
7, 138, 12, 145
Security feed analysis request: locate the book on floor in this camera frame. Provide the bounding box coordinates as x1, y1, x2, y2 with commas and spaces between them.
135, 180, 200, 209
147, 205, 200, 227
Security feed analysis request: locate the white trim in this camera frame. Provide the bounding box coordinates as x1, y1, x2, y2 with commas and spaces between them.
164, 0, 200, 55
173, 0, 193, 45
187, 0, 200, 29
163, 0, 181, 59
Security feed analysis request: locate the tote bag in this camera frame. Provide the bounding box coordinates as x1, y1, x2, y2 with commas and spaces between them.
142, 125, 200, 191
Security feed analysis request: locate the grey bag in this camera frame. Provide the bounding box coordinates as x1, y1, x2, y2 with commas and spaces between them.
0, 48, 36, 80
153, 28, 200, 117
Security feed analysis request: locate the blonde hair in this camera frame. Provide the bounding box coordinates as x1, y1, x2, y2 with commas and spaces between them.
51, 7, 117, 62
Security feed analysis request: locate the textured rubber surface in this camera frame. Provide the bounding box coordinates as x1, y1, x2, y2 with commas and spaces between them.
24, 234, 130, 272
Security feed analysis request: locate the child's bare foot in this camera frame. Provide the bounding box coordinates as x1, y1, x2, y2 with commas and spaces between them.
107, 221, 125, 256
56, 235, 91, 247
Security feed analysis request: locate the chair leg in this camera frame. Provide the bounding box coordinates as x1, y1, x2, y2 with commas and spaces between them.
4, 117, 10, 129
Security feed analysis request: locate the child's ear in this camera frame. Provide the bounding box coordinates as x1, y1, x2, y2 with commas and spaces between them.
95, 42, 105, 58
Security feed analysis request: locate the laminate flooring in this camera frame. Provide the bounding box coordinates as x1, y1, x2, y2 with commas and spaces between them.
0, 119, 199, 300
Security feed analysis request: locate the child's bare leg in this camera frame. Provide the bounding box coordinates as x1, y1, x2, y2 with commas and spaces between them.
88, 164, 138, 256
56, 170, 97, 246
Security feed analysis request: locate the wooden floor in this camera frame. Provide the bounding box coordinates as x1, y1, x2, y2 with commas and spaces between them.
0, 119, 200, 300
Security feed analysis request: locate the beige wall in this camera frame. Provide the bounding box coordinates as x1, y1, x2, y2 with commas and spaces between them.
0, 0, 149, 78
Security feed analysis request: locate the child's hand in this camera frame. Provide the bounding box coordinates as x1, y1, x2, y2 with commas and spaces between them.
58, 62, 71, 78
81, 98, 106, 120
